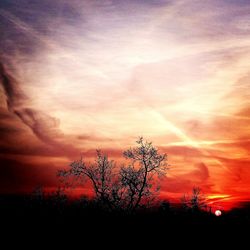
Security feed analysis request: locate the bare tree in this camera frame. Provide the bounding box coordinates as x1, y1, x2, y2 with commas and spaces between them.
121, 137, 168, 211
58, 138, 168, 211
181, 187, 207, 212
58, 150, 117, 210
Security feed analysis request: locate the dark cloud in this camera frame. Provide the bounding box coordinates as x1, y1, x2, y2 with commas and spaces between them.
14, 108, 62, 146
77, 134, 114, 142
13, 108, 81, 157
0, 62, 26, 110
0, 61, 79, 157
0, 108, 62, 157
77, 135, 94, 141
0, 122, 22, 134
0, 158, 59, 193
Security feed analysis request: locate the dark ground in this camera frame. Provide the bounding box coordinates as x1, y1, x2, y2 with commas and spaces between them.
0, 195, 249, 246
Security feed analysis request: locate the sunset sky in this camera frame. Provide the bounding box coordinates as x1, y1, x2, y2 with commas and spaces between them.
0, 0, 250, 210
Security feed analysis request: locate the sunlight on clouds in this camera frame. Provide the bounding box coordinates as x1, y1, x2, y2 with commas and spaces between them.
0, 0, 250, 203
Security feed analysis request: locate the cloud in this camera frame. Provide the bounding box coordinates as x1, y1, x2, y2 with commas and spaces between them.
0, 62, 26, 110
14, 108, 62, 146
193, 162, 210, 180
77, 134, 114, 142
162, 162, 211, 194
0, 61, 80, 157
0, 158, 59, 193
0, 0, 249, 203
160, 145, 202, 158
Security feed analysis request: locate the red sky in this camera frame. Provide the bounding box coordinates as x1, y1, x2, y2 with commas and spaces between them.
0, 0, 250, 210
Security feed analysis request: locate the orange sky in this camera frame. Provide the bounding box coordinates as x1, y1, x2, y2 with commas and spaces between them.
0, 0, 250, 210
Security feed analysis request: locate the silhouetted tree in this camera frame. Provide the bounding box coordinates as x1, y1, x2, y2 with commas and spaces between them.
121, 137, 168, 211
159, 200, 170, 213
58, 138, 168, 211
58, 150, 117, 210
32, 185, 45, 205
31, 186, 67, 211
181, 187, 207, 212
48, 187, 67, 205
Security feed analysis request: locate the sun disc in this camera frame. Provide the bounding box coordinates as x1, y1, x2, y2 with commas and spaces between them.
215, 210, 222, 216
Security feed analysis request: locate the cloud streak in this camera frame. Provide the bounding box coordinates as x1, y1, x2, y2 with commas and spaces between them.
0, 62, 78, 157
0, 62, 26, 110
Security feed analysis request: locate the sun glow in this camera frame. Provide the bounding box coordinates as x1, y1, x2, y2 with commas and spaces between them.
207, 195, 231, 201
